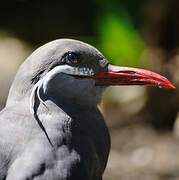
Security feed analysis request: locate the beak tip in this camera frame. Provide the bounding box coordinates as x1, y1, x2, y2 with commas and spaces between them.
166, 83, 176, 89
160, 80, 176, 89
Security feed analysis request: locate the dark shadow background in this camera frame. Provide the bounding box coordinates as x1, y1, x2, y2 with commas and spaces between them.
0, 0, 95, 44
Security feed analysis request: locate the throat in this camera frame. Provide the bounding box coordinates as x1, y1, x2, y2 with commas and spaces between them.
27, 92, 102, 148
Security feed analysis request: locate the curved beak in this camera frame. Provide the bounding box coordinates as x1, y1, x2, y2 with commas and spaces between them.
94, 64, 175, 89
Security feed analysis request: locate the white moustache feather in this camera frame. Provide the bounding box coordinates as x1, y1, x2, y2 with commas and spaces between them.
30, 64, 94, 114
29, 65, 94, 146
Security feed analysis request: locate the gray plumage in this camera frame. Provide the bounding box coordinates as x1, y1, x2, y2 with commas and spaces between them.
0, 39, 110, 180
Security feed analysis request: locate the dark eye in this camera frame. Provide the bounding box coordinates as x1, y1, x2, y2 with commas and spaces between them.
66, 52, 79, 65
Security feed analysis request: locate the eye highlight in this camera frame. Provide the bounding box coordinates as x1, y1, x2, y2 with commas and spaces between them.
65, 52, 80, 65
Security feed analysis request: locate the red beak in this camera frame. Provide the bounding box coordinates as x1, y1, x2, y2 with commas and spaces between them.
94, 64, 175, 89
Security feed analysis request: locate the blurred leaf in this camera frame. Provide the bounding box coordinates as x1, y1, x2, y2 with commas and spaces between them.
98, 14, 145, 66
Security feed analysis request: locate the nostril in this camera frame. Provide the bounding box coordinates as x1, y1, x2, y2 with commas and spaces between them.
117, 70, 136, 74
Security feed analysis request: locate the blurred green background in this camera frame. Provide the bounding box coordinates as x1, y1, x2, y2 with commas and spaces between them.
0, 0, 179, 179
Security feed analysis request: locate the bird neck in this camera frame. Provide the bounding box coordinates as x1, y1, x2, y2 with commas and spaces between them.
35, 98, 104, 147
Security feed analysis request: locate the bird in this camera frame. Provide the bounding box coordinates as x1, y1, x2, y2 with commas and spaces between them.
0, 39, 175, 180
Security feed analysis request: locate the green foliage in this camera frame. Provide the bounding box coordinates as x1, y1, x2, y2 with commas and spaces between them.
98, 14, 145, 66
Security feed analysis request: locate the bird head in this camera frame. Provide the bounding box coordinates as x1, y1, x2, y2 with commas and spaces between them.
7, 39, 175, 108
